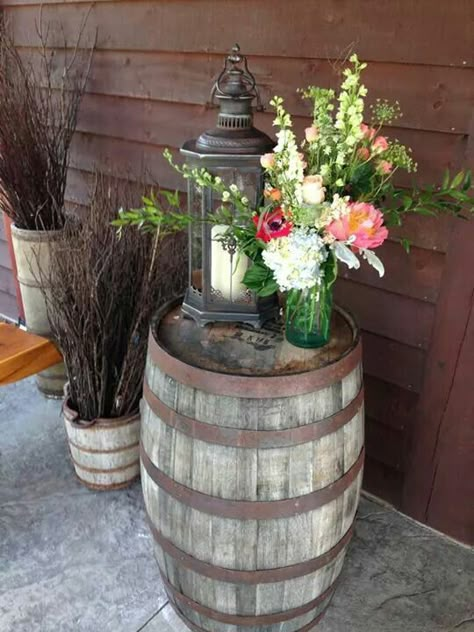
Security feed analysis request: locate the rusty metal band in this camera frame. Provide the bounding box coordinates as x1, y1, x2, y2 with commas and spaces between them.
71, 455, 140, 474
169, 600, 329, 632
76, 473, 139, 491
143, 379, 364, 449
146, 513, 353, 584
63, 397, 140, 429
148, 310, 361, 399
161, 570, 336, 625
67, 438, 139, 455
141, 445, 364, 520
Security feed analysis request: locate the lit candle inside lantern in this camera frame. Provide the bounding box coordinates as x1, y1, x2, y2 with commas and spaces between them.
210, 225, 248, 301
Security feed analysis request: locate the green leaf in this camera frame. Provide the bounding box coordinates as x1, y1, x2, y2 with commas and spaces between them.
451, 171, 464, 189
400, 238, 411, 254
242, 261, 278, 296
442, 169, 450, 190
257, 279, 279, 297
462, 171, 472, 191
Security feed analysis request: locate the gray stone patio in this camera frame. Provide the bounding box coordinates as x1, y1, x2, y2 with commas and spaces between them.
0, 377, 472, 632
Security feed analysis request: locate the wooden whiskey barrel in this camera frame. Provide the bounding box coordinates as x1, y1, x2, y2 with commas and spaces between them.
141, 300, 364, 631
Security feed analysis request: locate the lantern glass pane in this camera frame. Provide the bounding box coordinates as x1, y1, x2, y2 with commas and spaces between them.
187, 179, 204, 297
203, 166, 260, 310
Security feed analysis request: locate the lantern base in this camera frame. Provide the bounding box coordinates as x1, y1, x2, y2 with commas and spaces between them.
181, 291, 279, 329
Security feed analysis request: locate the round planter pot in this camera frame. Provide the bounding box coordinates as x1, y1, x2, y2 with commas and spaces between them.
10, 224, 66, 396
63, 397, 140, 491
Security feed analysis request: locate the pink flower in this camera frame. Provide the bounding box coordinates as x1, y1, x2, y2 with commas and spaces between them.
360, 123, 376, 140
326, 202, 388, 250
372, 136, 389, 152
253, 208, 292, 243
357, 147, 370, 161
377, 160, 393, 174
305, 125, 320, 142
260, 153, 275, 169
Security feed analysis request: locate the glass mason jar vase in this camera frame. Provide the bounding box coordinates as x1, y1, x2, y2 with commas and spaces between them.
285, 254, 337, 348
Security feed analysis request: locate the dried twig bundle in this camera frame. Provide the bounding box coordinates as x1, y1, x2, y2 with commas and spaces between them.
41, 172, 186, 420
0, 14, 93, 229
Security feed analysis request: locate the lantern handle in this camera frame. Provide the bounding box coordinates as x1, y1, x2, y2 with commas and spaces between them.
209, 44, 264, 112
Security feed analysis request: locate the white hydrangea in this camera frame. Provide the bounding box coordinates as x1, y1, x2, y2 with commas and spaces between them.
262, 227, 328, 292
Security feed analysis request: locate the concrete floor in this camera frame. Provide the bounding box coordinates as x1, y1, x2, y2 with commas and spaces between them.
0, 378, 472, 632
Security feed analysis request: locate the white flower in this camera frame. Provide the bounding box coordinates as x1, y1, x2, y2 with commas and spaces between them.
222, 191, 230, 202
302, 176, 326, 205
262, 227, 328, 291
229, 184, 239, 194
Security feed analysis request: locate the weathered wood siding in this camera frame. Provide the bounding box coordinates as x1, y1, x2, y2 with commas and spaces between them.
3, 0, 473, 541
0, 219, 19, 319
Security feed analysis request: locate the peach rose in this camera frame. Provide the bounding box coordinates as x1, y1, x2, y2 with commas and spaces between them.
377, 160, 393, 174
260, 153, 275, 169
326, 201, 388, 249
372, 136, 389, 152
360, 123, 376, 140
302, 175, 325, 205
305, 125, 320, 142
357, 147, 370, 161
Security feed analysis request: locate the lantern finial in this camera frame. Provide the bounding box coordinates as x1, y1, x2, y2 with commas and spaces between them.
193, 44, 273, 155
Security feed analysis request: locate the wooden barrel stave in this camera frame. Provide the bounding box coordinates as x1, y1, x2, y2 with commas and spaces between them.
167, 584, 336, 632
142, 468, 362, 573
144, 356, 362, 432
142, 304, 363, 630
140, 398, 364, 502
152, 540, 347, 618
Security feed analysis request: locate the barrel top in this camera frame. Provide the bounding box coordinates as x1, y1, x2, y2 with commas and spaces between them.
152, 301, 358, 379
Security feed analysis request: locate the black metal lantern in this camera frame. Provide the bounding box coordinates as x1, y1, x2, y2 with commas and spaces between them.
180, 44, 279, 328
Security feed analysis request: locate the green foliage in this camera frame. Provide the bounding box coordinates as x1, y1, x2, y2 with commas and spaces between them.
112, 188, 191, 236
242, 261, 279, 297
387, 170, 474, 223
370, 99, 402, 126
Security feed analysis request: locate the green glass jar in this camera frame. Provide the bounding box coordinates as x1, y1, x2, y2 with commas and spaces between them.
285, 254, 337, 349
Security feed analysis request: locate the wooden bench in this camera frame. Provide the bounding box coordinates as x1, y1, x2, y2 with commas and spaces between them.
0, 323, 62, 385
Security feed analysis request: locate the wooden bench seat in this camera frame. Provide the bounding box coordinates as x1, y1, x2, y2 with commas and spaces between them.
0, 323, 62, 385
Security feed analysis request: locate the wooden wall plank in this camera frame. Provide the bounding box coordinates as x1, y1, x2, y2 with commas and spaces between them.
8, 1, 474, 66
0, 266, 17, 296
424, 300, 474, 543
341, 240, 445, 304
335, 278, 435, 349
402, 215, 474, 543
0, 290, 19, 320
363, 457, 404, 507
0, 242, 12, 269
70, 93, 467, 185
20, 48, 474, 134
362, 331, 425, 392
365, 417, 405, 472
363, 376, 418, 433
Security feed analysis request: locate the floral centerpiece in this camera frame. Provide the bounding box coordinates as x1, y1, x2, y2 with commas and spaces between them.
117, 55, 472, 348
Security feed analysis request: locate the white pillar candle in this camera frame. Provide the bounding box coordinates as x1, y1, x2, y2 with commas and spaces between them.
210, 225, 248, 302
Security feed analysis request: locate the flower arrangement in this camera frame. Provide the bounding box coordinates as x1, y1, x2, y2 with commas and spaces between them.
118, 55, 473, 348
